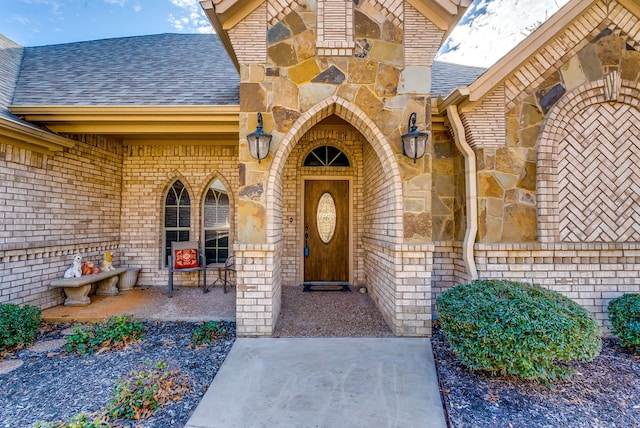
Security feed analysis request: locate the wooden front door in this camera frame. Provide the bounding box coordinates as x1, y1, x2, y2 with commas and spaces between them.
304, 180, 349, 282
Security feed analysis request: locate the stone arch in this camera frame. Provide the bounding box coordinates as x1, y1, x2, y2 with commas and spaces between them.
265, 96, 404, 244
537, 78, 640, 242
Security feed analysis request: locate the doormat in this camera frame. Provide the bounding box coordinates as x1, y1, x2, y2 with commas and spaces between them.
303, 282, 350, 292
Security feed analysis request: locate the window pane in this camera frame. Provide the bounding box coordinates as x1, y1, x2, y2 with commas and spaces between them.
203, 205, 216, 228
204, 188, 216, 204
179, 187, 190, 205
178, 207, 191, 228
165, 188, 177, 205
178, 231, 190, 242
165, 207, 178, 228
303, 146, 350, 167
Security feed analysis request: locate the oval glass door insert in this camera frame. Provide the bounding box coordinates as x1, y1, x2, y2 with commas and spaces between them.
317, 192, 337, 243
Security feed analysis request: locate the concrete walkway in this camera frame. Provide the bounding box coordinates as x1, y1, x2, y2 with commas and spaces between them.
185, 338, 447, 428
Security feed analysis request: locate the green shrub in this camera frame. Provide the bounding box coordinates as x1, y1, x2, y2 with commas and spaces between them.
608, 294, 640, 354
105, 360, 191, 421
436, 279, 602, 382
34, 413, 109, 428
191, 320, 229, 346
0, 303, 41, 352
64, 315, 144, 355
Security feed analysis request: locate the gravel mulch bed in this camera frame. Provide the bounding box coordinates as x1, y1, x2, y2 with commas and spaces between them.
4, 291, 640, 428
0, 321, 235, 428
432, 325, 640, 428
274, 285, 394, 337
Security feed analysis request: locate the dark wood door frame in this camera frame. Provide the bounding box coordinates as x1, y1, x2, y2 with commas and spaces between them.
302, 178, 352, 285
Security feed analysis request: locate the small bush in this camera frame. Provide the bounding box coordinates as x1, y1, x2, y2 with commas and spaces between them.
436, 280, 602, 382
105, 360, 191, 421
0, 303, 41, 353
191, 320, 229, 346
608, 294, 640, 354
64, 315, 144, 355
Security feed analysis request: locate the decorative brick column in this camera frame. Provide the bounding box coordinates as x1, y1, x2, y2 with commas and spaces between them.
234, 243, 282, 337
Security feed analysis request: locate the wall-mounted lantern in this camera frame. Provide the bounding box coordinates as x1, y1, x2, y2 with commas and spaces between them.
246, 112, 273, 163
401, 112, 429, 164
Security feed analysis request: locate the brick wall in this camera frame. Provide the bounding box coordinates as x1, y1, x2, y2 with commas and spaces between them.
475, 242, 640, 331
229, 2, 267, 64
120, 143, 238, 287
461, 85, 505, 150
404, 1, 443, 66
0, 135, 122, 308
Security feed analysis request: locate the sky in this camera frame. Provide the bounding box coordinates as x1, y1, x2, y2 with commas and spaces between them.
1, 0, 570, 67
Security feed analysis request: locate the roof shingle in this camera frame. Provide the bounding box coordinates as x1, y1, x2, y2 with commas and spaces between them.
13, 33, 239, 106
431, 60, 486, 97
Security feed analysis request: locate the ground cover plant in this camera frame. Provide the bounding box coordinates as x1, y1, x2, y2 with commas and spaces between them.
436, 279, 602, 382
64, 315, 145, 355
0, 303, 41, 354
2, 321, 236, 427
36, 360, 192, 426
191, 320, 230, 346
608, 293, 640, 354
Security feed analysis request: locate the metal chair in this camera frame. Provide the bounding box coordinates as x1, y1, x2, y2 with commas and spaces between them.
167, 241, 206, 297
222, 255, 236, 293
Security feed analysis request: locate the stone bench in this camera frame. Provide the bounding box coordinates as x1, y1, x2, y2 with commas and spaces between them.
51, 267, 131, 306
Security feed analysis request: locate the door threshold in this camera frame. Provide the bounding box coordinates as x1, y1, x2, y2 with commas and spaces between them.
302, 282, 350, 292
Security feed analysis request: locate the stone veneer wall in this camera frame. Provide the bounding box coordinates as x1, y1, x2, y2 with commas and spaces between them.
461, 0, 640, 329
119, 143, 238, 287
0, 135, 122, 308
229, 0, 448, 336
470, 1, 640, 243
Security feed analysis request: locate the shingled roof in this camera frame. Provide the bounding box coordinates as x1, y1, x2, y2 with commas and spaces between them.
431, 60, 486, 97
12, 33, 239, 106
0, 35, 25, 122
9, 32, 483, 109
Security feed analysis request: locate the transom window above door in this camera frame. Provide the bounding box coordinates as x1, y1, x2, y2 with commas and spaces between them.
303, 146, 350, 167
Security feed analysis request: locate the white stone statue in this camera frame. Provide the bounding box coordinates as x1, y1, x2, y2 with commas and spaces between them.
63, 254, 83, 278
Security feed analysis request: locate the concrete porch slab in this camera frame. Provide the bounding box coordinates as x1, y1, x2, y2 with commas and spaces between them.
41, 286, 235, 323
185, 337, 447, 428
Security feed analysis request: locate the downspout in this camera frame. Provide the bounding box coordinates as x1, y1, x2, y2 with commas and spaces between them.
445, 104, 478, 280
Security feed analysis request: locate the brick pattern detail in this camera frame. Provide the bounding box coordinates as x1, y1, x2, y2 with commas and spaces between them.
558, 103, 640, 242
502, 0, 640, 111
537, 80, 640, 243
361, 0, 403, 28
316, 0, 355, 56
0, 135, 122, 308
267, 0, 305, 25
120, 144, 238, 287
475, 242, 640, 331
229, 2, 267, 64
461, 85, 506, 149
404, 2, 442, 66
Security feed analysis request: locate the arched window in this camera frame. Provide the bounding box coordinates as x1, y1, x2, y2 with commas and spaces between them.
164, 180, 191, 265
203, 179, 230, 264
303, 146, 350, 167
